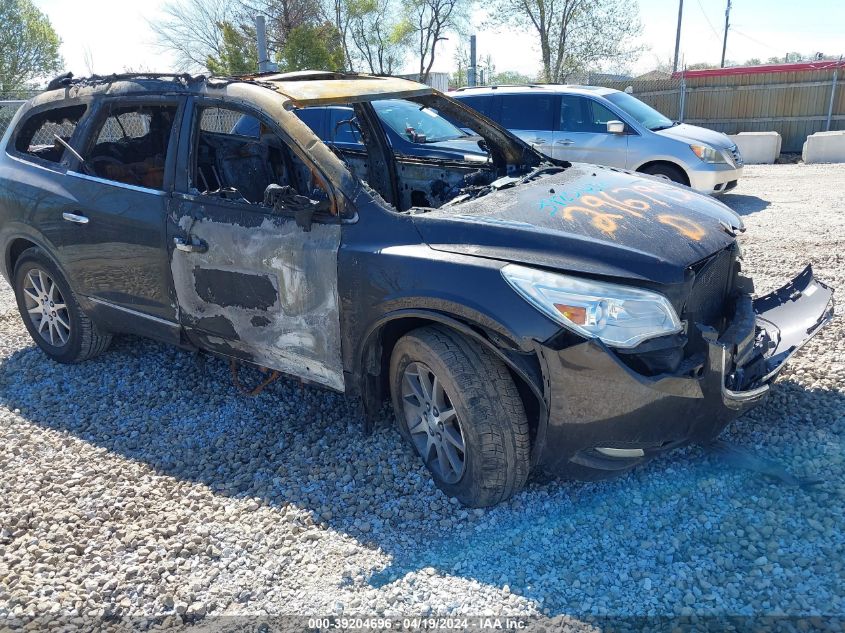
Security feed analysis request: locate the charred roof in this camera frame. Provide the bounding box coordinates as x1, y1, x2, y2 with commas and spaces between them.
40, 70, 434, 107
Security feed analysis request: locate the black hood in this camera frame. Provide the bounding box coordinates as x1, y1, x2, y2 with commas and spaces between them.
411, 164, 743, 284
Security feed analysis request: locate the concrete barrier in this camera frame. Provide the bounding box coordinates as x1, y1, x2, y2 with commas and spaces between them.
802, 131, 845, 164
728, 132, 781, 164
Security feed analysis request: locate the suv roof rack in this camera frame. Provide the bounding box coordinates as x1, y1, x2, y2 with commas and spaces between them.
45, 72, 206, 92
453, 84, 544, 92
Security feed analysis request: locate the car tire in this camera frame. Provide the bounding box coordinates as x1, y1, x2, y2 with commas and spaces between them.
13, 247, 112, 363
640, 163, 688, 185
389, 325, 530, 507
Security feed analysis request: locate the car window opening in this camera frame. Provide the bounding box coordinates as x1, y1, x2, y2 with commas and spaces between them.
85, 104, 178, 190
14, 104, 88, 164
343, 95, 554, 214
216, 95, 557, 215
192, 106, 334, 217
373, 99, 466, 144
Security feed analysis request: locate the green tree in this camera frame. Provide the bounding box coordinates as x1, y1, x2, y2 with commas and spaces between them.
686, 62, 718, 70
206, 21, 258, 75
0, 0, 63, 93
347, 0, 413, 74
277, 22, 345, 71
492, 70, 532, 85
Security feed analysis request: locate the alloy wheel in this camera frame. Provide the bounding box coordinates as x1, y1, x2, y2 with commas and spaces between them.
22, 268, 71, 347
401, 361, 466, 483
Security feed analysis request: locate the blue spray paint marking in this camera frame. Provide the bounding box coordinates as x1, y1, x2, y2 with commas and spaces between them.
537, 182, 608, 217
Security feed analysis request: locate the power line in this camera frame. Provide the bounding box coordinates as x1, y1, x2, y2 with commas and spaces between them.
729, 28, 783, 55
695, 0, 722, 42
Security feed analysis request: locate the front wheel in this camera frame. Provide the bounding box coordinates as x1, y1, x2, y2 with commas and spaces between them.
640, 163, 688, 185
389, 326, 530, 507
13, 248, 112, 363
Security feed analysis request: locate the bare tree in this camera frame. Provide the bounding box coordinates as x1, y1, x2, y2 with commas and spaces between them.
82, 46, 96, 75
411, 0, 468, 83
488, 0, 642, 83
149, 0, 241, 72
323, 0, 355, 70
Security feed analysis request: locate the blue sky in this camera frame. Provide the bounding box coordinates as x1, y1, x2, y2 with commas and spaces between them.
32, 0, 845, 78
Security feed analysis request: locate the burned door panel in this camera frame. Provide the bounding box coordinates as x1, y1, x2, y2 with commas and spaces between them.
169, 203, 344, 391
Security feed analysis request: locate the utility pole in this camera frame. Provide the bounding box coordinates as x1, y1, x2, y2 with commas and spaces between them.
468, 35, 477, 87
673, 0, 684, 73
720, 0, 732, 68
255, 15, 277, 73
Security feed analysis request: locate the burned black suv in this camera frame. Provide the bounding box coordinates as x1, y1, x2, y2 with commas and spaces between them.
0, 71, 834, 507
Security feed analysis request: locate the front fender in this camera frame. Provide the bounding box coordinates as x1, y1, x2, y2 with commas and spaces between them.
354, 307, 549, 463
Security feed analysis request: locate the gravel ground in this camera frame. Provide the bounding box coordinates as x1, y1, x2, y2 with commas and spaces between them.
1, 163, 844, 629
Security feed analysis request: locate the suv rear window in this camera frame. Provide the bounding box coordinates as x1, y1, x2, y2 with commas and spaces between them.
13, 104, 87, 164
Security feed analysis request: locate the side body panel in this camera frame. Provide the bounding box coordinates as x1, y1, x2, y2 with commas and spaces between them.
168, 201, 344, 390
337, 190, 561, 442
55, 172, 175, 322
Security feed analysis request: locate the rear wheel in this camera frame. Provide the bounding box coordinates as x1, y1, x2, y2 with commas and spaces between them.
389, 326, 530, 507
640, 163, 688, 185
13, 248, 112, 363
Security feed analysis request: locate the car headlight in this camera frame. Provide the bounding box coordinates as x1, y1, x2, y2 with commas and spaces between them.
689, 143, 727, 164
501, 264, 683, 348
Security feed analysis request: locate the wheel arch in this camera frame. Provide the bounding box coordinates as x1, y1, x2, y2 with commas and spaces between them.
6, 237, 38, 277
356, 309, 547, 462
634, 159, 690, 186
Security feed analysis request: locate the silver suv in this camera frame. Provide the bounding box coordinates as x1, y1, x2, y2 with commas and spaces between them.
452, 85, 743, 195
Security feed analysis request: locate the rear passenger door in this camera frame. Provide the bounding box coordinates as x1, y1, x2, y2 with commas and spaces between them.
498, 93, 559, 157
167, 99, 345, 391
59, 96, 184, 340
554, 95, 628, 167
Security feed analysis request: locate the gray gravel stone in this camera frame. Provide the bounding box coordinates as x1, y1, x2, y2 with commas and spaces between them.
0, 164, 843, 625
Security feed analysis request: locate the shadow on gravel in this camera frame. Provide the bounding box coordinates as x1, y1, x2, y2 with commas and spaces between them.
1, 337, 843, 616
720, 193, 771, 216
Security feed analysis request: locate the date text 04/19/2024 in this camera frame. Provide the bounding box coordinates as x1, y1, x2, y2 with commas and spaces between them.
307, 617, 528, 630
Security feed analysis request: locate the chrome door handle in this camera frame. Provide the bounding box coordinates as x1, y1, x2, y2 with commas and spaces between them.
62, 212, 89, 224
556, 139, 575, 145
531, 138, 548, 144
174, 236, 208, 254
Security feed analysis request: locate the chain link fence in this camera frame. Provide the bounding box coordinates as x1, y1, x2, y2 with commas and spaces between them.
0, 102, 248, 146
0, 101, 24, 140
200, 107, 246, 134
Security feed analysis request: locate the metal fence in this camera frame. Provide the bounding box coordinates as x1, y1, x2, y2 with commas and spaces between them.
0, 101, 23, 140
593, 63, 844, 152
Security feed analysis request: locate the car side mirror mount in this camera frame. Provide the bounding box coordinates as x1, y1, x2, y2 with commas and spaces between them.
264, 184, 330, 232
607, 120, 626, 135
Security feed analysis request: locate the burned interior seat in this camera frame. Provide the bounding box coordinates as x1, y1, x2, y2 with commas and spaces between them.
88, 107, 176, 189
195, 132, 294, 204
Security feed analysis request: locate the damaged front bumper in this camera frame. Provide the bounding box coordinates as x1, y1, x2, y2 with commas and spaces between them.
536, 265, 834, 478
